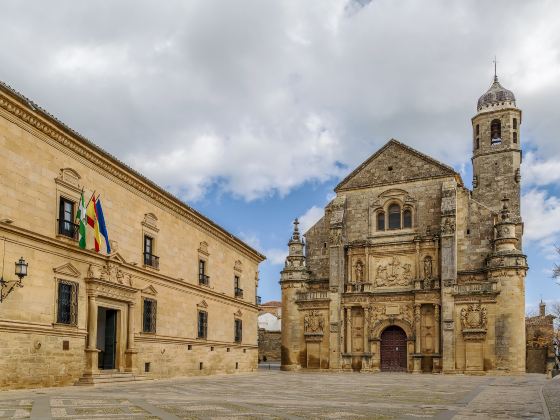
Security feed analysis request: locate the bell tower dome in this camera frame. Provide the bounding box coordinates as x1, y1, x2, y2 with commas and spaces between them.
471, 70, 522, 224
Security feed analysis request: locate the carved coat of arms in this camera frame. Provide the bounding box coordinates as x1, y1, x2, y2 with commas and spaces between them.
460, 303, 488, 330
304, 310, 324, 334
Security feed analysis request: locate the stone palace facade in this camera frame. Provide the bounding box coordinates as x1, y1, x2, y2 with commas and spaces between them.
0, 81, 265, 389
281, 75, 528, 374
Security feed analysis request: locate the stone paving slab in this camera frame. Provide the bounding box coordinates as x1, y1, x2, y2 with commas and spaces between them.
0, 371, 553, 420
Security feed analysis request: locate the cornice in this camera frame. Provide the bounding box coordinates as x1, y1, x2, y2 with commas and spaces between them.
0, 85, 265, 264
0, 222, 260, 311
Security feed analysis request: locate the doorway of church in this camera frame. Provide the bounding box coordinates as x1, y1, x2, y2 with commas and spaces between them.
97, 307, 118, 370
380, 326, 407, 372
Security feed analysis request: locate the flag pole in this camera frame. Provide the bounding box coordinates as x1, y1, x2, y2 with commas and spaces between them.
85, 190, 96, 208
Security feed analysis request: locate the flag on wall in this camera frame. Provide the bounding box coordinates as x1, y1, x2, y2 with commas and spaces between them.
75, 191, 87, 249
95, 197, 111, 254
86, 195, 101, 252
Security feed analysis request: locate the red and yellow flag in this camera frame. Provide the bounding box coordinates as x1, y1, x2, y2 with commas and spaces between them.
86, 195, 101, 252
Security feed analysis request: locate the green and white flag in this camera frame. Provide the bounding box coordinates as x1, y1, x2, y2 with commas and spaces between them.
76, 190, 87, 249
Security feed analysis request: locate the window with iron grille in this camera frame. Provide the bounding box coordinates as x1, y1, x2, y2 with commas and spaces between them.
58, 197, 77, 239
198, 310, 208, 339
199, 260, 209, 285
143, 298, 157, 333
234, 319, 242, 343
57, 280, 78, 325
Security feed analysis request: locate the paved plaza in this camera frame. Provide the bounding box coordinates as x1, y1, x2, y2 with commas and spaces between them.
0, 366, 558, 420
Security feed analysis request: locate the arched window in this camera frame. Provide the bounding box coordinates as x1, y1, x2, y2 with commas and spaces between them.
403, 209, 412, 228
377, 212, 385, 231
388, 204, 401, 229
490, 119, 502, 145
513, 132, 517, 144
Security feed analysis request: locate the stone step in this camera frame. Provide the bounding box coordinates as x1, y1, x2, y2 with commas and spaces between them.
75, 372, 148, 386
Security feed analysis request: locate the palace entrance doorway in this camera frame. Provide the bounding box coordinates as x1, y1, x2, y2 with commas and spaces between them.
97, 307, 118, 370
380, 326, 407, 372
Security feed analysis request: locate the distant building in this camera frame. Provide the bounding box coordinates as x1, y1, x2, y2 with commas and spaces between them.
526, 301, 556, 375
258, 302, 282, 361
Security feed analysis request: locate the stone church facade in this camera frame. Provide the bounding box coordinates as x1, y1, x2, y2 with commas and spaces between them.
281, 75, 528, 374
0, 81, 265, 389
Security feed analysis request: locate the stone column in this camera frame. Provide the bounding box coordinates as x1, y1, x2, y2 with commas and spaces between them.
125, 302, 138, 373
432, 303, 441, 372
85, 295, 99, 375
363, 306, 370, 354
434, 304, 440, 354
87, 295, 98, 350
346, 307, 352, 354
413, 303, 422, 373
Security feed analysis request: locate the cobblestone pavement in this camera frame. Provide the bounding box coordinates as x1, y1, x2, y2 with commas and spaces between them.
0, 368, 554, 419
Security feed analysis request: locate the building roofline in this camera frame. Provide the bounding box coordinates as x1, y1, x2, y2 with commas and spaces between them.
0, 80, 265, 263
335, 138, 463, 192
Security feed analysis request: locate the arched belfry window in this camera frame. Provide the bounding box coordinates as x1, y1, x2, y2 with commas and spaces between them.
490, 119, 502, 145
377, 211, 385, 231
403, 209, 412, 228
388, 204, 401, 229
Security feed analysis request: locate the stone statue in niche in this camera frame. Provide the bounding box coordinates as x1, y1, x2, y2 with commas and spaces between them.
424, 256, 432, 280
354, 259, 364, 283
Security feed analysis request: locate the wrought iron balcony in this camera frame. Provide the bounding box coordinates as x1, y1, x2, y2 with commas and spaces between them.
143, 252, 159, 269
199, 274, 210, 286
57, 219, 78, 240
256, 296, 262, 305
235, 287, 244, 298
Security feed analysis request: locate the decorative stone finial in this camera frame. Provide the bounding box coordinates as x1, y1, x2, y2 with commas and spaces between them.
292, 218, 300, 242
500, 197, 510, 221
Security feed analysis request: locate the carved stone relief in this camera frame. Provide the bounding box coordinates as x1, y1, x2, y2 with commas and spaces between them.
304, 310, 325, 334
374, 256, 413, 287
440, 217, 456, 235
460, 303, 488, 330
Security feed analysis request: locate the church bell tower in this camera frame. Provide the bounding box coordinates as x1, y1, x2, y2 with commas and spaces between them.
471, 70, 522, 224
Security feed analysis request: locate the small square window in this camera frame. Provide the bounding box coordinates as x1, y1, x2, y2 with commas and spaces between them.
188, 344, 192, 350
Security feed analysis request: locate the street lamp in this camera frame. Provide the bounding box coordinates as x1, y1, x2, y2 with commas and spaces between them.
0, 257, 28, 303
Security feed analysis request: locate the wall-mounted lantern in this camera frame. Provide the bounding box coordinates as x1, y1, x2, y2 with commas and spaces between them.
0, 257, 28, 303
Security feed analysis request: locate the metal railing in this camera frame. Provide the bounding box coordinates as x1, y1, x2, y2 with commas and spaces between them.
143, 252, 160, 269
256, 296, 262, 305
295, 290, 329, 301
199, 274, 210, 286
57, 219, 79, 240
235, 287, 244, 298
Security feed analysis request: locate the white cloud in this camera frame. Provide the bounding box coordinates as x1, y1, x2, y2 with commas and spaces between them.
522, 152, 560, 188
265, 248, 289, 265
299, 205, 324, 234
521, 189, 560, 243
1, 1, 560, 201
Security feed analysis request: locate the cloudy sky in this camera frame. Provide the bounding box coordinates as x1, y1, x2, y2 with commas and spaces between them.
1, 0, 559, 311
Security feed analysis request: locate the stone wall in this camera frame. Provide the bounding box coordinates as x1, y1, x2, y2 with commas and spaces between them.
258, 329, 281, 361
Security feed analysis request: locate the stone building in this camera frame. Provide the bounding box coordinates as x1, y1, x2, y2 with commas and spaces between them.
0, 81, 265, 389
258, 312, 281, 362
526, 301, 556, 375
281, 74, 528, 373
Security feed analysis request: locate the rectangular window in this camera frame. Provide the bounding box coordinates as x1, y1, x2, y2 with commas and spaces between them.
57, 280, 78, 325
58, 197, 77, 239
143, 236, 159, 268
234, 275, 243, 298
143, 298, 157, 333
234, 319, 243, 343
513, 118, 517, 129
198, 310, 208, 339
199, 260, 209, 285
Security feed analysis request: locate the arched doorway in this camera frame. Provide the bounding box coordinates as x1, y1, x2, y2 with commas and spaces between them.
380, 326, 407, 372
